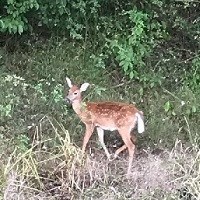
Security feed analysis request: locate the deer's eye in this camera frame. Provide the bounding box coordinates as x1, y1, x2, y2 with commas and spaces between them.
74, 92, 77, 95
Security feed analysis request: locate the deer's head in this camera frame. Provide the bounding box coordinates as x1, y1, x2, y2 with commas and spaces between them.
65, 77, 90, 104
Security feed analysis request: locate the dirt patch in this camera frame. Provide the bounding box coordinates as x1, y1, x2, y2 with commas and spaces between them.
82, 148, 176, 199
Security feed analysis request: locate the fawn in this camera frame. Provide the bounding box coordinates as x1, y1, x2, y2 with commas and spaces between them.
65, 77, 145, 175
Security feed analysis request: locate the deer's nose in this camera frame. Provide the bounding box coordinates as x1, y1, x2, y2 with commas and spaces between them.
64, 97, 72, 104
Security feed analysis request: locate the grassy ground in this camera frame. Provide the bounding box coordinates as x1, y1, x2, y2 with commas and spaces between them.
0, 38, 199, 199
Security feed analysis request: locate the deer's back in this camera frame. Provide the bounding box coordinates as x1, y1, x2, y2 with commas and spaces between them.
81, 101, 139, 130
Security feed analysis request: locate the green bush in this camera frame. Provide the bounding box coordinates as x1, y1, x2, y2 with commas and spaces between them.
107, 7, 166, 80
0, 0, 100, 37
0, 73, 67, 136
0, 0, 39, 34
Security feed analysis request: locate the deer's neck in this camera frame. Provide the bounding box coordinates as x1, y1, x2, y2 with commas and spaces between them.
72, 99, 87, 115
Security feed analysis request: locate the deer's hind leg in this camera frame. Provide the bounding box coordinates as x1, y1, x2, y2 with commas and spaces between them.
118, 128, 135, 175
114, 144, 127, 159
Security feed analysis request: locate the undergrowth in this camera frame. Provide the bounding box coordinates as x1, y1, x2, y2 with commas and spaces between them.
0, 39, 199, 199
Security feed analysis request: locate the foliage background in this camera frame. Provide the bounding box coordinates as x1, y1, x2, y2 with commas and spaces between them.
0, 0, 200, 199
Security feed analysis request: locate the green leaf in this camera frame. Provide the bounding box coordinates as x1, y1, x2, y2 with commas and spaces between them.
0, 20, 5, 29
18, 24, 23, 34
30, 3, 34, 9
121, 61, 129, 72
7, 0, 14, 4
35, 3, 39, 10
192, 106, 196, 113
12, 25, 18, 34
172, 111, 176, 116
129, 71, 134, 79
119, 60, 125, 67
164, 101, 171, 112
150, 82, 154, 88
5, 104, 12, 117
127, 48, 133, 58
139, 87, 143, 96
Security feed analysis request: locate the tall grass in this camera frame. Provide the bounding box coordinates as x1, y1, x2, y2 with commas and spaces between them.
0, 38, 199, 199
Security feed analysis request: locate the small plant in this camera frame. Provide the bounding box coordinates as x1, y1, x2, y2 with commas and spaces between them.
185, 57, 200, 91
0, 74, 28, 121
107, 7, 165, 80
90, 53, 107, 69
51, 83, 64, 103
15, 134, 30, 153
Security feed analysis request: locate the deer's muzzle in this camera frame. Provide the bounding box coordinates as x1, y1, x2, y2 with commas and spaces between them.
65, 97, 72, 104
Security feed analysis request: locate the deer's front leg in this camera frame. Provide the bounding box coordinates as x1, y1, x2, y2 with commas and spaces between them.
96, 127, 111, 160
82, 124, 94, 153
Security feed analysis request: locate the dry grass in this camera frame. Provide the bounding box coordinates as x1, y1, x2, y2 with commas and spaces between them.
1, 118, 199, 200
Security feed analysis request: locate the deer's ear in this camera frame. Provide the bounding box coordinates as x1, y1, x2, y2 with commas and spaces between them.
66, 77, 73, 88
80, 83, 90, 92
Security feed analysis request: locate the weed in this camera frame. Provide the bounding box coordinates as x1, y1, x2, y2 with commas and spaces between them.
0, 39, 199, 199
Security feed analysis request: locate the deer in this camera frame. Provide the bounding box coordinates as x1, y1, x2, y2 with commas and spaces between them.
65, 77, 145, 175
